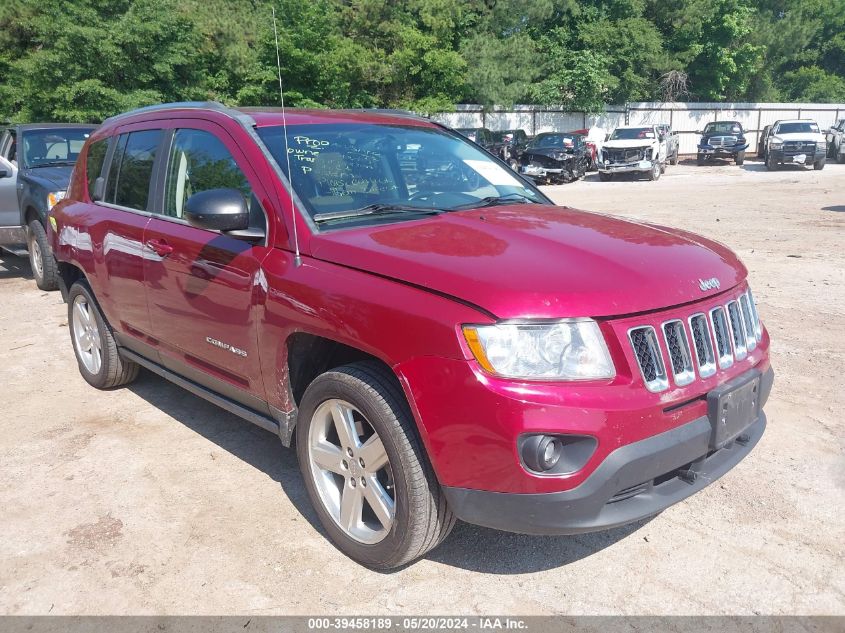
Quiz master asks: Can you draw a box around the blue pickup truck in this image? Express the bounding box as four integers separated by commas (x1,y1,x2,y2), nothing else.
0,123,97,289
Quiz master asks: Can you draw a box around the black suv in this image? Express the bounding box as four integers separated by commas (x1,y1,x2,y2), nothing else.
0,124,97,289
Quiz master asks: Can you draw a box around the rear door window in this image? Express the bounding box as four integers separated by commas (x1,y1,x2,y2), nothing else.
85,139,109,198
105,130,162,211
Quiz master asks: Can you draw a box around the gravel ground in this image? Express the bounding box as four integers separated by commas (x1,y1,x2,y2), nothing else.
0,159,843,615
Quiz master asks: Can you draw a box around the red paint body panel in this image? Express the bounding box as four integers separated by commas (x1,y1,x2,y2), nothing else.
49,104,771,500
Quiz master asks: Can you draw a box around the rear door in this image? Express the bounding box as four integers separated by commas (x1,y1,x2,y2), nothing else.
142,120,271,411
0,129,20,228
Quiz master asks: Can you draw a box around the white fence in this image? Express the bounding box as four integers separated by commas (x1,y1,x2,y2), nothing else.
431,102,845,155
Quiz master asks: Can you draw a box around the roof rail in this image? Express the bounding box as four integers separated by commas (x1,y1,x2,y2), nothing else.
334,108,431,121
101,101,245,126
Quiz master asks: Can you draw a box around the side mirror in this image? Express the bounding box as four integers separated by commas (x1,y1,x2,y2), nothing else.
184,188,250,232
695,130,702,135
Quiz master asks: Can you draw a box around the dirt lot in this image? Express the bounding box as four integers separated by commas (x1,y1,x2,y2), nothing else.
0,159,843,615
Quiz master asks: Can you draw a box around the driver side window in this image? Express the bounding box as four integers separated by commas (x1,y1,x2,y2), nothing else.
163,129,265,230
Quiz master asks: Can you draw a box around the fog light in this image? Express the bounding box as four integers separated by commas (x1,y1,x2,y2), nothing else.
518,433,598,476
522,435,562,472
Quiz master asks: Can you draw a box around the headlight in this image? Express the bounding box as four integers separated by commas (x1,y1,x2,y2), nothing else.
462,320,615,380
48,191,66,208
770,141,782,149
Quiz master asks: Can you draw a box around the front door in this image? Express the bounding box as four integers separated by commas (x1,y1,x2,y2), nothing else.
0,130,20,229
142,122,271,411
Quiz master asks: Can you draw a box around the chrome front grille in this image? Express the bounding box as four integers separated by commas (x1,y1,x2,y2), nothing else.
628,326,668,392
628,290,762,392
783,141,816,155
710,135,737,148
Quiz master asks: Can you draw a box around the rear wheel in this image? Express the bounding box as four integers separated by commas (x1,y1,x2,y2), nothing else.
27,220,58,291
735,150,745,165
296,362,454,569
670,149,679,165
68,281,139,389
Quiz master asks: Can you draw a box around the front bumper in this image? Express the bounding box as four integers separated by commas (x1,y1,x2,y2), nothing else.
598,160,654,174
698,144,748,156
769,148,826,164
442,367,772,535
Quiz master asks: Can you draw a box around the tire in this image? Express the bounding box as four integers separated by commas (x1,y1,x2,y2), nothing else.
67,281,139,389
598,172,612,182
766,154,778,171
837,146,845,164
508,159,519,171
648,161,661,181
735,150,745,166
296,361,454,569
814,158,825,170
670,149,679,165
27,220,58,291
696,153,706,166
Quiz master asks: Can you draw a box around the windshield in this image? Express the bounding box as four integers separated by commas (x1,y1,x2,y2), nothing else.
22,128,93,168
610,128,655,140
774,122,820,135
256,123,545,227
704,122,743,135
527,134,581,149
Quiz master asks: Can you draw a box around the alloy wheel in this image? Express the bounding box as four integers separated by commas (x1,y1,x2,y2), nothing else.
71,294,103,375
307,398,395,544
28,231,43,280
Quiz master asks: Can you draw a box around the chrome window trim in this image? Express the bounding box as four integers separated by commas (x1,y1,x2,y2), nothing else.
709,306,735,369
627,326,669,393
661,319,695,387
688,312,717,379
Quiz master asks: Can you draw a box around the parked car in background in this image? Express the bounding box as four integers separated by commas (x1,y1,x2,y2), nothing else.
696,121,749,165
489,129,529,169
569,129,598,170
656,123,680,166
519,132,590,184
598,125,668,181
764,119,826,171
49,101,773,569
758,125,772,158
455,127,495,151
825,118,845,163
0,123,97,289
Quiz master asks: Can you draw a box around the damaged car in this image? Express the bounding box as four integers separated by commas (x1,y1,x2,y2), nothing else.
696,121,749,165
598,125,667,182
519,132,590,184
489,129,529,169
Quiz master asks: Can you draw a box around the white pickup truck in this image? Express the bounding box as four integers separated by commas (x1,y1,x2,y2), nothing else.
764,119,827,171
598,124,670,181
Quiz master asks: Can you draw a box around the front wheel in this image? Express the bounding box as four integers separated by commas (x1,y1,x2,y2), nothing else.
766,154,778,171
296,362,454,569
814,157,825,170
508,158,519,171
837,146,845,164
735,150,745,165
697,153,706,166
648,162,661,181
670,149,679,165
27,220,58,291
68,281,139,389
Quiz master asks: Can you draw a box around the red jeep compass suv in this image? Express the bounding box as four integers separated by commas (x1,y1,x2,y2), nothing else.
50,102,773,569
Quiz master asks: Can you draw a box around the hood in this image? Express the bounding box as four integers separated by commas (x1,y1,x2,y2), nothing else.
524,147,578,159
603,139,656,149
23,165,74,190
771,132,826,143
310,205,746,319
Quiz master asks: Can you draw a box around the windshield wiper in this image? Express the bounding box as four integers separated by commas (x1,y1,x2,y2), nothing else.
450,192,539,211
313,203,444,224
32,160,76,167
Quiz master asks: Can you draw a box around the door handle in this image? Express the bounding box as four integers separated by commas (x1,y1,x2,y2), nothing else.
146,238,173,257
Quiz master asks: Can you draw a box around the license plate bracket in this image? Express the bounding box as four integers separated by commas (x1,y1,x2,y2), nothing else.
707,370,761,449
